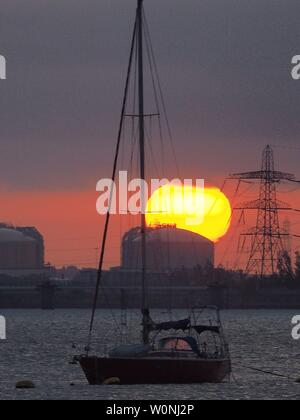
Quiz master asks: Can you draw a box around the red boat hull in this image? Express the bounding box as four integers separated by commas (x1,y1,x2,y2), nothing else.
80,356,231,385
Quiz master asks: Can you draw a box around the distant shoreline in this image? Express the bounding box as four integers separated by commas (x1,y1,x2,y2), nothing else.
0,285,300,310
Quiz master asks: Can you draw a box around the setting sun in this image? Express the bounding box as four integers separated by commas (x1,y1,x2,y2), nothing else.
146,184,232,242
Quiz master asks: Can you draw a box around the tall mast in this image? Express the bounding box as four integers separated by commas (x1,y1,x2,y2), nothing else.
86,9,138,350
137,0,149,345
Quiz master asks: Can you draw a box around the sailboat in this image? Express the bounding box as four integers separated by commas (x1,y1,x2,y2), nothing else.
77,0,231,385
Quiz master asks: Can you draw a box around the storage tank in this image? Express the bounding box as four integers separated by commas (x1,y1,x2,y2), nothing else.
16,227,44,267
0,227,43,269
122,226,214,272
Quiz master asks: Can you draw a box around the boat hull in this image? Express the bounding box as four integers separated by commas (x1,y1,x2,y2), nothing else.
80,356,231,385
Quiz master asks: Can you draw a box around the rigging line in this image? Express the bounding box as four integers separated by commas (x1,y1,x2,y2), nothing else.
235,363,297,381
150,115,152,140
143,10,181,179
87,17,138,350
143,21,161,119
132,28,138,139
128,33,139,180
143,20,165,174
119,115,127,252
102,127,130,338
129,123,140,177
144,123,160,179
157,115,166,175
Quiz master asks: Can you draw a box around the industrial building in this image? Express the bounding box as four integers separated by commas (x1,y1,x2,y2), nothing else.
121,225,214,273
0,224,45,276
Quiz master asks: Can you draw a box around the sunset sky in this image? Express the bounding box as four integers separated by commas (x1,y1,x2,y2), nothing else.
1,0,300,269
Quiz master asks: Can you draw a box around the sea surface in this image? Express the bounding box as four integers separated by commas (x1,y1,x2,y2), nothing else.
0,309,299,400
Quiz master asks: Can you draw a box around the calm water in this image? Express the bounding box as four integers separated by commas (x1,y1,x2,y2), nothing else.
0,309,299,400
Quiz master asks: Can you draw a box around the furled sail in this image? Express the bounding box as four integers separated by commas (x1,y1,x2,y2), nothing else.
153,319,220,334
154,319,191,331
193,326,220,335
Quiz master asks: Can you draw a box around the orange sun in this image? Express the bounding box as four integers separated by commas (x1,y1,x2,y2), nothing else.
146,184,232,242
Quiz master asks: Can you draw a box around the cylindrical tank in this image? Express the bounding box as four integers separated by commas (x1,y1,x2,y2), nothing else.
0,228,41,269
122,226,214,272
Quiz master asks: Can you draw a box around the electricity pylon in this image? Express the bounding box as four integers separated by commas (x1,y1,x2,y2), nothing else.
229,145,299,278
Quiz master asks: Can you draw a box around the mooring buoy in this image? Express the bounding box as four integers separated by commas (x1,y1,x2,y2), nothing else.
16,380,36,389
103,377,121,385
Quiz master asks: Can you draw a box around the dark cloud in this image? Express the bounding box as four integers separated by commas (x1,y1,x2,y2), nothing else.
0,0,300,191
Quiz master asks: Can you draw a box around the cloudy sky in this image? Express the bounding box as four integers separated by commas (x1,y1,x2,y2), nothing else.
1,0,300,267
